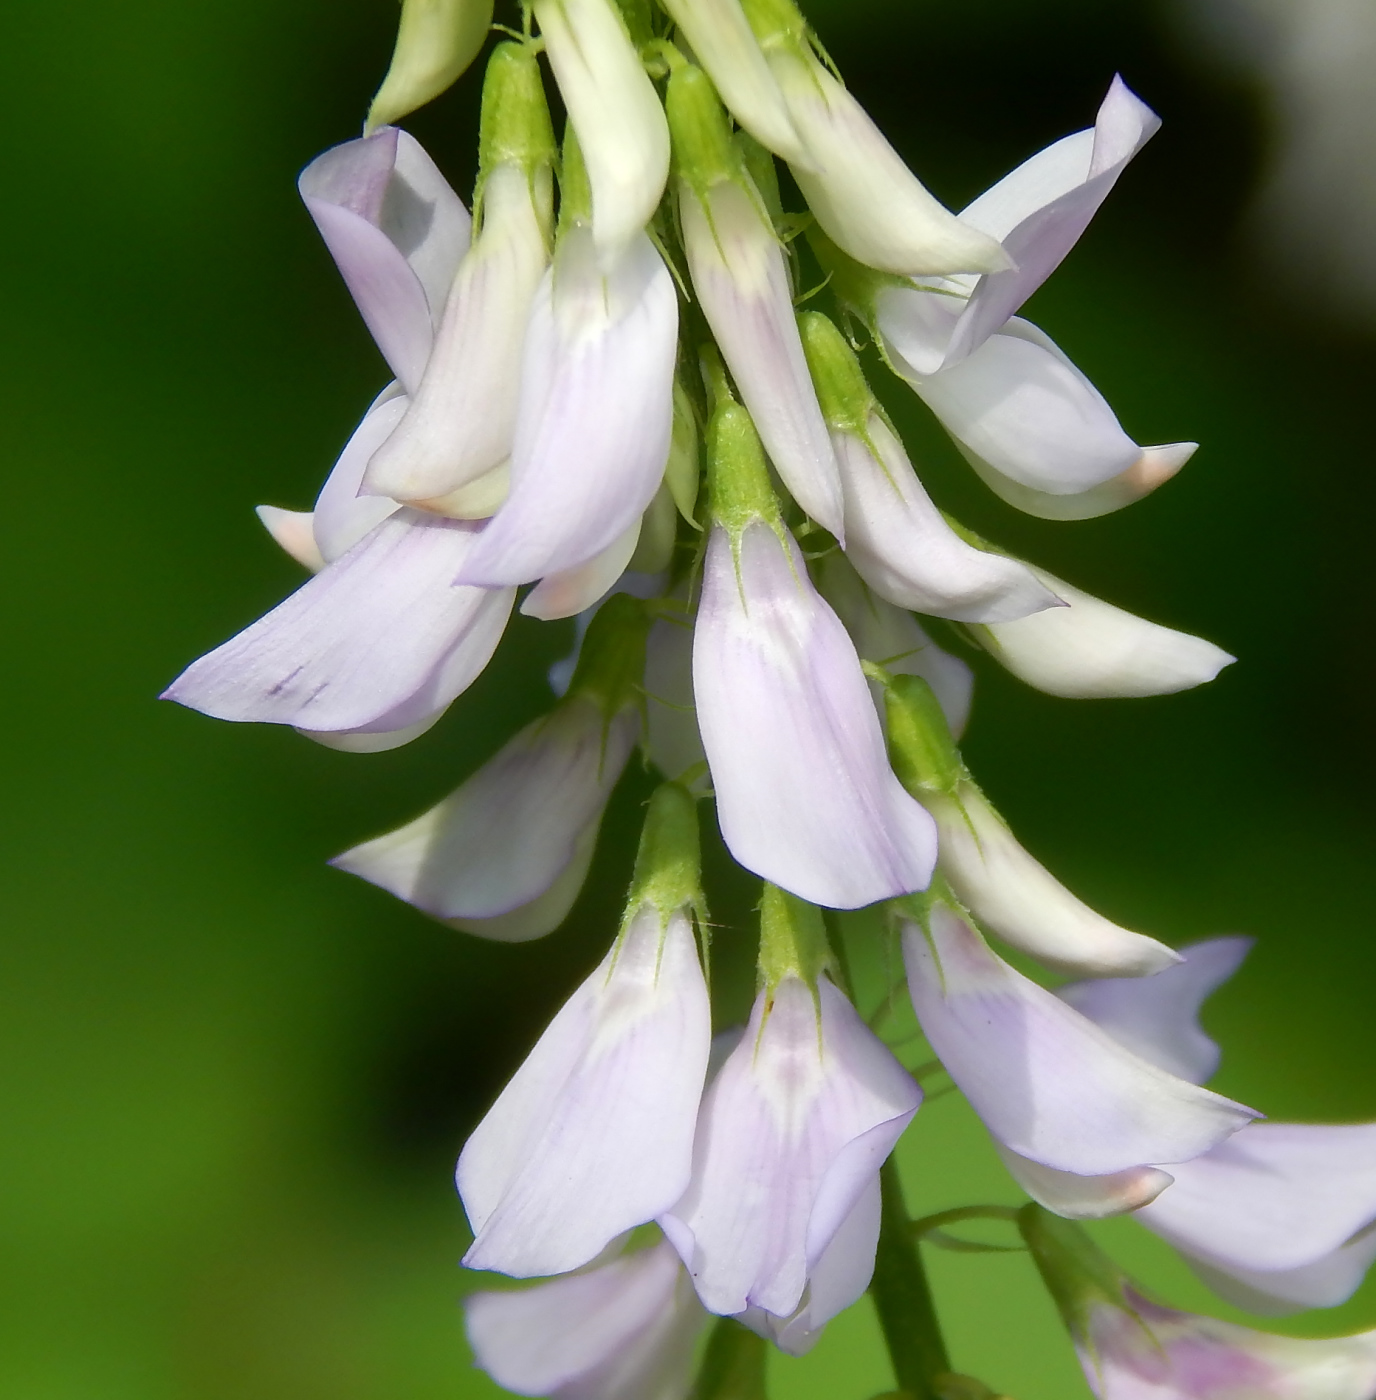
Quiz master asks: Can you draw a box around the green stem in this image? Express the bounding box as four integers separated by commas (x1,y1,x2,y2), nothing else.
909,1205,1020,1237
871,1159,950,1400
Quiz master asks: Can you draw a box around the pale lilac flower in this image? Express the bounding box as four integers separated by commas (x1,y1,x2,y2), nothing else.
255,505,323,573
331,694,638,938
975,565,1236,699
465,1239,707,1400
661,972,920,1321
298,126,471,394
693,517,937,909
459,903,710,1275
163,509,514,740
520,518,645,621
534,0,670,262
456,225,677,586
310,384,408,562
901,904,1255,1180
363,64,555,504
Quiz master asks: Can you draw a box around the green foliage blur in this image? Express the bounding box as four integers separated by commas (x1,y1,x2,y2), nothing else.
2,0,1374,1396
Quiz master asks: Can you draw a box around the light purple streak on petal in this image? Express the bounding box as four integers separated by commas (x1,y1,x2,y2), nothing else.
735,1177,881,1357
1187,1231,1376,1317
364,162,552,503
521,518,642,621
692,523,938,909
1137,1122,1376,1275
927,785,1178,977
460,906,711,1277
978,565,1235,700
814,552,974,738
661,976,919,1319
163,509,514,733
1058,936,1255,1085
960,439,1197,521
1084,1290,1376,1400
902,908,1256,1175
645,606,709,790
333,699,635,919
466,1240,707,1400
312,383,406,563
993,1138,1173,1220
909,321,1142,495
834,417,1060,621
457,229,677,585
299,128,470,391
945,78,1159,366
255,505,324,573
681,179,844,535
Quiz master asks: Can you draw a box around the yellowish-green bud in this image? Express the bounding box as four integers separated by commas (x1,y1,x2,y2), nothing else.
566,593,651,714
366,0,495,134
797,310,877,436
666,63,743,196
706,397,783,539
478,42,557,178
881,672,967,798
666,378,702,526
758,884,832,991
623,781,705,928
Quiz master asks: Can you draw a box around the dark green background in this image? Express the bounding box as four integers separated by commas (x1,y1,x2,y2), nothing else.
3,0,1374,1395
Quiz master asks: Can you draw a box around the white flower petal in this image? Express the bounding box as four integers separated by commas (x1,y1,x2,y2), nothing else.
163,510,513,733
466,1240,706,1400
536,0,670,260
1057,936,1255,1085
299,127,470,391
833,416,1060,621
977,566,1235,699
255,505,324,573
312,383,407,564
457,229,677,585
994,1139,1174,1220
1187,1233,1376,1317
902,908,1256,1176
365,162,553,502
771,50,1009,278
692,523,938,909
680,179,843,535
926,784,1179,977
460,906,712,1277
661,976,920,1318
297,709,445,753
521,518,643,621
331,698,637,919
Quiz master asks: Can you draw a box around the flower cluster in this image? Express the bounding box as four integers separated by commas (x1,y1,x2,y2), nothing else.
164,0,1376,1395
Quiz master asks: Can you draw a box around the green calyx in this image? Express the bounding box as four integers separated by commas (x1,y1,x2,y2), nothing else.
666,63,743,197
798,310,877,437
623,781,705,929
478,42,557,179
806,225,909,324
704,371,783,539
557,124,594,233
1018,1204,1131,1336
739,0,808,49
877,672,968,799
566,593,651,715
757,884,832,993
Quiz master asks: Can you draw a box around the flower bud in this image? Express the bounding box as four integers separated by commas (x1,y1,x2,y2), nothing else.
366,0,495,133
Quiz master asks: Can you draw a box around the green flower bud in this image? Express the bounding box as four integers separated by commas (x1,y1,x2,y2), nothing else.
706,395,784,539
880,672,968,798
478,41,557,178
367,0,495,134
797,310,877,436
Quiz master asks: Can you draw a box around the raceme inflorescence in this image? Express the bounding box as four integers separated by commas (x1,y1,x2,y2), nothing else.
164,0,1376,1396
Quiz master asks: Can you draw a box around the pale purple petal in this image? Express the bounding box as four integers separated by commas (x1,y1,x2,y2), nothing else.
332,699,637,920
926,785,1179,977
460,906,711,1277
364,162,552,502
945,78,1159,365
814,552,974,738
692,522,938,909
681,179,843,535
163,509,514,733
457,229,677,585
466,1240,706,1400
1137,1122,1376,1275
299,127,470,391
661,976,920,1318
255,505,323,573
1058,936,1255,1085
901,907,1256,1175
298,708,446,755
977,565,1235,700
833,416,1060,621
521,518,642,621
312,383,406,563
1188,1233,1376,1317
994,1139,1174,1220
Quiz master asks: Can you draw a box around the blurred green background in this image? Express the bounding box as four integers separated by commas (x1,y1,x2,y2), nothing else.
3,0,1375,1395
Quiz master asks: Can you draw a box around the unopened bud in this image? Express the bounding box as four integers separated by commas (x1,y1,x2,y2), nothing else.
881,672,967,798
798,310,877,437
366,0,495,134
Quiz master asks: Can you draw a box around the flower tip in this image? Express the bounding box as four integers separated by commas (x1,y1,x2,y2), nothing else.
255,504,325,573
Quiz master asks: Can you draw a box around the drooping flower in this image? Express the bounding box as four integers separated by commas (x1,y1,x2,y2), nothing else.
661,889,922,1324
458,783,712,1277
465,1238,708,1400
331,594,649,939
1022,1204,1376,1400
691,394,937,909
